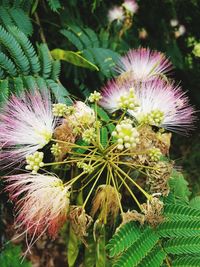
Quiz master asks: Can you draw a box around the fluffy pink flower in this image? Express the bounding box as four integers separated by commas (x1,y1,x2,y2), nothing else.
123,0,138,14
5,173,70,246
115,48,172,82
0,91,55,167
100,79,196,134
99,80,132,113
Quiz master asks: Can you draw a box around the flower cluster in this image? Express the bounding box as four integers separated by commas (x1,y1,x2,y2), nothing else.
112,119,140,150
0,47,196,253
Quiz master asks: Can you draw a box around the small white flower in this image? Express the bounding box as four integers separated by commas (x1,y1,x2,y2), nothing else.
108,6,124,23
170,19,179,27
122,0,138,14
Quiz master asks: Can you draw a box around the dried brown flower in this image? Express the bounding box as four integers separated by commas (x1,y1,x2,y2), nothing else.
121,210,145,226
53,120,75,160
91,185,121,224
141,197,164,226
68,206,93,244
146,161,173,196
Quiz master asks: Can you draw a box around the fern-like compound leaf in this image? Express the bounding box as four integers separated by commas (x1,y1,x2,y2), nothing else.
137,245,166,267
51,59,61,81
8,26,40,74
106,221,141,257
113,227,159,267
164,204,200,220
8,8,33,36
157,220,200,237
0,25,30,74
0,51,17,76
173,255,200,266
0,79,9,104
164,236,200,255
39,43,53,79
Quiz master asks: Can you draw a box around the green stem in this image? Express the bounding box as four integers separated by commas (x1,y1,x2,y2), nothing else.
110,162,151,200
107,164,124,214
82,162,107,209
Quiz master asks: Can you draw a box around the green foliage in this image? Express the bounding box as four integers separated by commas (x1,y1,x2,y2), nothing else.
60,25,120,77
173,256,200,266
74,139,89,154
190,196,200,210
169,170,191,203
100,127,108,149
51,49,99,71
67,225,80,267
46,0,61,12
112,228,160,267
0,244,32,267
0,24,70,104
106,221,141,257
107,201,200,266
0,6,33,35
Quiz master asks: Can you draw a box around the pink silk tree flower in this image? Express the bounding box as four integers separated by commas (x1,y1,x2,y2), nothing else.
115,48,172,82
0,91,55,167
100,79,196,134
99,80,137,113
5,173,70,247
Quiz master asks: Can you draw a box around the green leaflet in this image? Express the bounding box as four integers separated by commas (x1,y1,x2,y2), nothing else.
67,225,80,267
157,220,200,238
164,236,200,254
106,221,141,257
39,43,53,78
137,245,166,267
51,49,99,71
173,255,200,266
46,0,61,12
92,105,110,122
0,79,8,105
113,228,159,267
100,127,108,149
190,196,200,210
74,139,89,154
169,170,191,202
163,204,200,220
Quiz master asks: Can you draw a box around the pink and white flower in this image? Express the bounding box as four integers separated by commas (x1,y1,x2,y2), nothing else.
5,173,70,246
115,48,172,82
108,6,124,23
122,0,138,14
99,80,132,113
0,91,55,167
100,79,196,134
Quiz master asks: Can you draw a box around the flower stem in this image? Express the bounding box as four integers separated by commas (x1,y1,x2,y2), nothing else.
115,169,142,210
110,162,151,200
107,164,124,214
82,162,107,209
